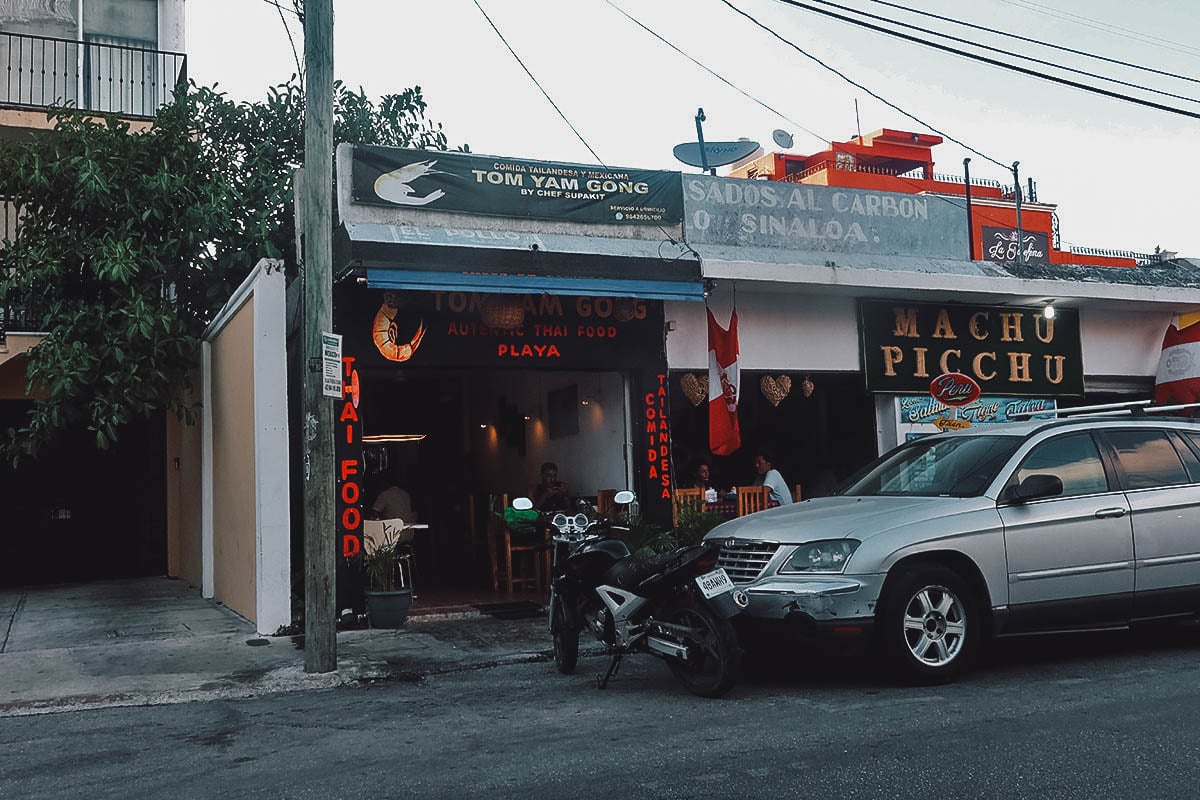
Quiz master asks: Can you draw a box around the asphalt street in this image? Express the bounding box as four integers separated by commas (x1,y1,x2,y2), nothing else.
3,623,1199,800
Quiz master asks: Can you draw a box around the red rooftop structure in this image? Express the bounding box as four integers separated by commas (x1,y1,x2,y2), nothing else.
728,128,1153,268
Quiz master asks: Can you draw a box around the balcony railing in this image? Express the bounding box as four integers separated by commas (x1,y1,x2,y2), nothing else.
0,32,186,119
786,160,1002,188
897,167,1001,188
1068,245,1164,266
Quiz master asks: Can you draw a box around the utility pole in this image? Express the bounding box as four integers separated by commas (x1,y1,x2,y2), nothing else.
1011,161,1023,265
302,0,336,673
694,108,715,176
962,158,974,260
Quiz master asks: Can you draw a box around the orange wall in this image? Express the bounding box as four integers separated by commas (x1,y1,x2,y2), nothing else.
210,299,258,623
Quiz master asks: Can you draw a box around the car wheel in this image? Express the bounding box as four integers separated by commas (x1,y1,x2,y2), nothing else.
881,564,979,685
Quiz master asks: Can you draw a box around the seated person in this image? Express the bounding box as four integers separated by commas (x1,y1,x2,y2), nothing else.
531,461,571,512
753,449,794,506
370,470,417,524
689,459,713,490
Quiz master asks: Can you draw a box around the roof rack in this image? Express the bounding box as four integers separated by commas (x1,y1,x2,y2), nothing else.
1009,399,1200,420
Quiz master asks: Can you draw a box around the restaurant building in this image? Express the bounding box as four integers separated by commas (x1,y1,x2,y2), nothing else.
321,135,1200,607
327,144,703,604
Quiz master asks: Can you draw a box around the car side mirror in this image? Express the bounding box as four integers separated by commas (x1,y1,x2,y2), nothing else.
1004,474,1064,504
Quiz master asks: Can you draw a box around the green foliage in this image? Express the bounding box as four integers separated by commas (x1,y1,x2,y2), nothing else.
616,501,723,558
672,501,725,547
362,526,408,592
0,78,463,461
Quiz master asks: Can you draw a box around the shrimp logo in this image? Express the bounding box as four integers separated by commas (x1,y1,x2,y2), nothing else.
372,296,427,363
373,159,447,206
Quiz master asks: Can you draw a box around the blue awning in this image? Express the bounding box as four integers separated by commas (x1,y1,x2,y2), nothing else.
365,268,703,301
337,222,704,302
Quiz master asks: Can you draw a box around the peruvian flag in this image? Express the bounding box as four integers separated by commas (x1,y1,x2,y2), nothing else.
1155,313,1200,405
708,307,741,455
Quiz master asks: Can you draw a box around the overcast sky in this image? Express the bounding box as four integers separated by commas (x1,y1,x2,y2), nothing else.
187,0,1200,257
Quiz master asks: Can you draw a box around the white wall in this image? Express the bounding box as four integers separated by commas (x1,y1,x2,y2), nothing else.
160,0,185,52
467,370,631,500
667,293,1171,382
1080,307,1167,380
665,292,862,372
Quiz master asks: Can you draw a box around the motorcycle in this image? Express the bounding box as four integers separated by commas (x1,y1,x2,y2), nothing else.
511,493,749,698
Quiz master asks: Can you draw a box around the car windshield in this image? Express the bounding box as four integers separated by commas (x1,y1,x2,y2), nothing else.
841,434,1023,498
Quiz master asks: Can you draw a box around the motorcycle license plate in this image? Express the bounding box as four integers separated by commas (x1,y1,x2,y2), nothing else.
695,568,734,599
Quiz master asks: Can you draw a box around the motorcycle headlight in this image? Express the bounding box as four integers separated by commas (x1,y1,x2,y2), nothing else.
781,539,860,573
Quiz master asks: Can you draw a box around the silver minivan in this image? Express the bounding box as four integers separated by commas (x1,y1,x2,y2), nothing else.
706,413,1200,683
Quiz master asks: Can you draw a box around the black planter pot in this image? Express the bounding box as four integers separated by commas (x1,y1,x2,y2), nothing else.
364,588,412,628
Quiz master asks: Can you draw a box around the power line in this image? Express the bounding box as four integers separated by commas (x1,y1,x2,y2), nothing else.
469,0,605,165
865,0,1200,87
601,0,829,149
260,0,301,19
804,0,1200,104
600,0,992,216
470,0,699,256
997,0,1200,61
718,0,1010,170
767,0,1200,121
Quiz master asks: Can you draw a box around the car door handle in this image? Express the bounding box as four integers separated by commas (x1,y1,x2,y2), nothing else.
1095,507,1127,519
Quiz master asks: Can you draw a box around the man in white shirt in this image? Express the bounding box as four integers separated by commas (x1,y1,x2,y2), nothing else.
753,450,794,506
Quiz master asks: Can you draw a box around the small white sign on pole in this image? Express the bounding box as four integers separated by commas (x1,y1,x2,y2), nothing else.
321,332,343,399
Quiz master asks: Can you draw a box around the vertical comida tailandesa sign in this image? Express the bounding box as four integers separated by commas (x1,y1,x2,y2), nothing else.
858,300,1083,396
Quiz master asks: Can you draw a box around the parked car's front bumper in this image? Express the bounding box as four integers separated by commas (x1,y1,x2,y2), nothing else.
732,573,886,648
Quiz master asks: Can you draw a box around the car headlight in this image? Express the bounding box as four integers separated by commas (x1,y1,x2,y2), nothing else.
781,539,860,573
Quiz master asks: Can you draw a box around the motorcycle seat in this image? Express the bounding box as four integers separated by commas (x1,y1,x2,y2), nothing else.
603,549,679,590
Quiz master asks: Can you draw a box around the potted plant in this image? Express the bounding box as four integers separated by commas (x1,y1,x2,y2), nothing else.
362,521,413,628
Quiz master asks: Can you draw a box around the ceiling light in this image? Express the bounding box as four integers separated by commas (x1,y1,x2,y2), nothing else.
361,434,427,443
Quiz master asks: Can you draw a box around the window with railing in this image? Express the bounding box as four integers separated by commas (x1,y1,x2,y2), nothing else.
0,31,184,118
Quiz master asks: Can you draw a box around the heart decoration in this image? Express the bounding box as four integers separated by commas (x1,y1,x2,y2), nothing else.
680,372,708,406
760,375,792,407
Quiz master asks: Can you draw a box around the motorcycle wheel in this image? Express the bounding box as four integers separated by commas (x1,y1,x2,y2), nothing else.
551,598,579,675
664,602,742,698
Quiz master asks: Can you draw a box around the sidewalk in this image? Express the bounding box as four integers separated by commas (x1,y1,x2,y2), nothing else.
0,578,581,717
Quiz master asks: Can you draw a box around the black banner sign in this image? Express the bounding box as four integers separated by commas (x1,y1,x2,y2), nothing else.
337,288,666,372
982,226,1050,266
351,146,683,225
859,300,1083,396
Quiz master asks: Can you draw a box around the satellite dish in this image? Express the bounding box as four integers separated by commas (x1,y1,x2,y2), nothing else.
772,129,794,149
673,140,761,169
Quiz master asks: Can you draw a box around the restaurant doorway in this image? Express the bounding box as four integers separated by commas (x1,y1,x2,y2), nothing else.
354,367,634,603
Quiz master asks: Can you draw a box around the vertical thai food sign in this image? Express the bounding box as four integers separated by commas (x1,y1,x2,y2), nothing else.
336,354,364,612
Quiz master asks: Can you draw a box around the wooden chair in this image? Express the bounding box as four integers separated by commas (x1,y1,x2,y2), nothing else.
596,488,618,516
672,487,704,526
735,485,770,517
362,519,415,590
793,483,803,503
486,493,550,594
